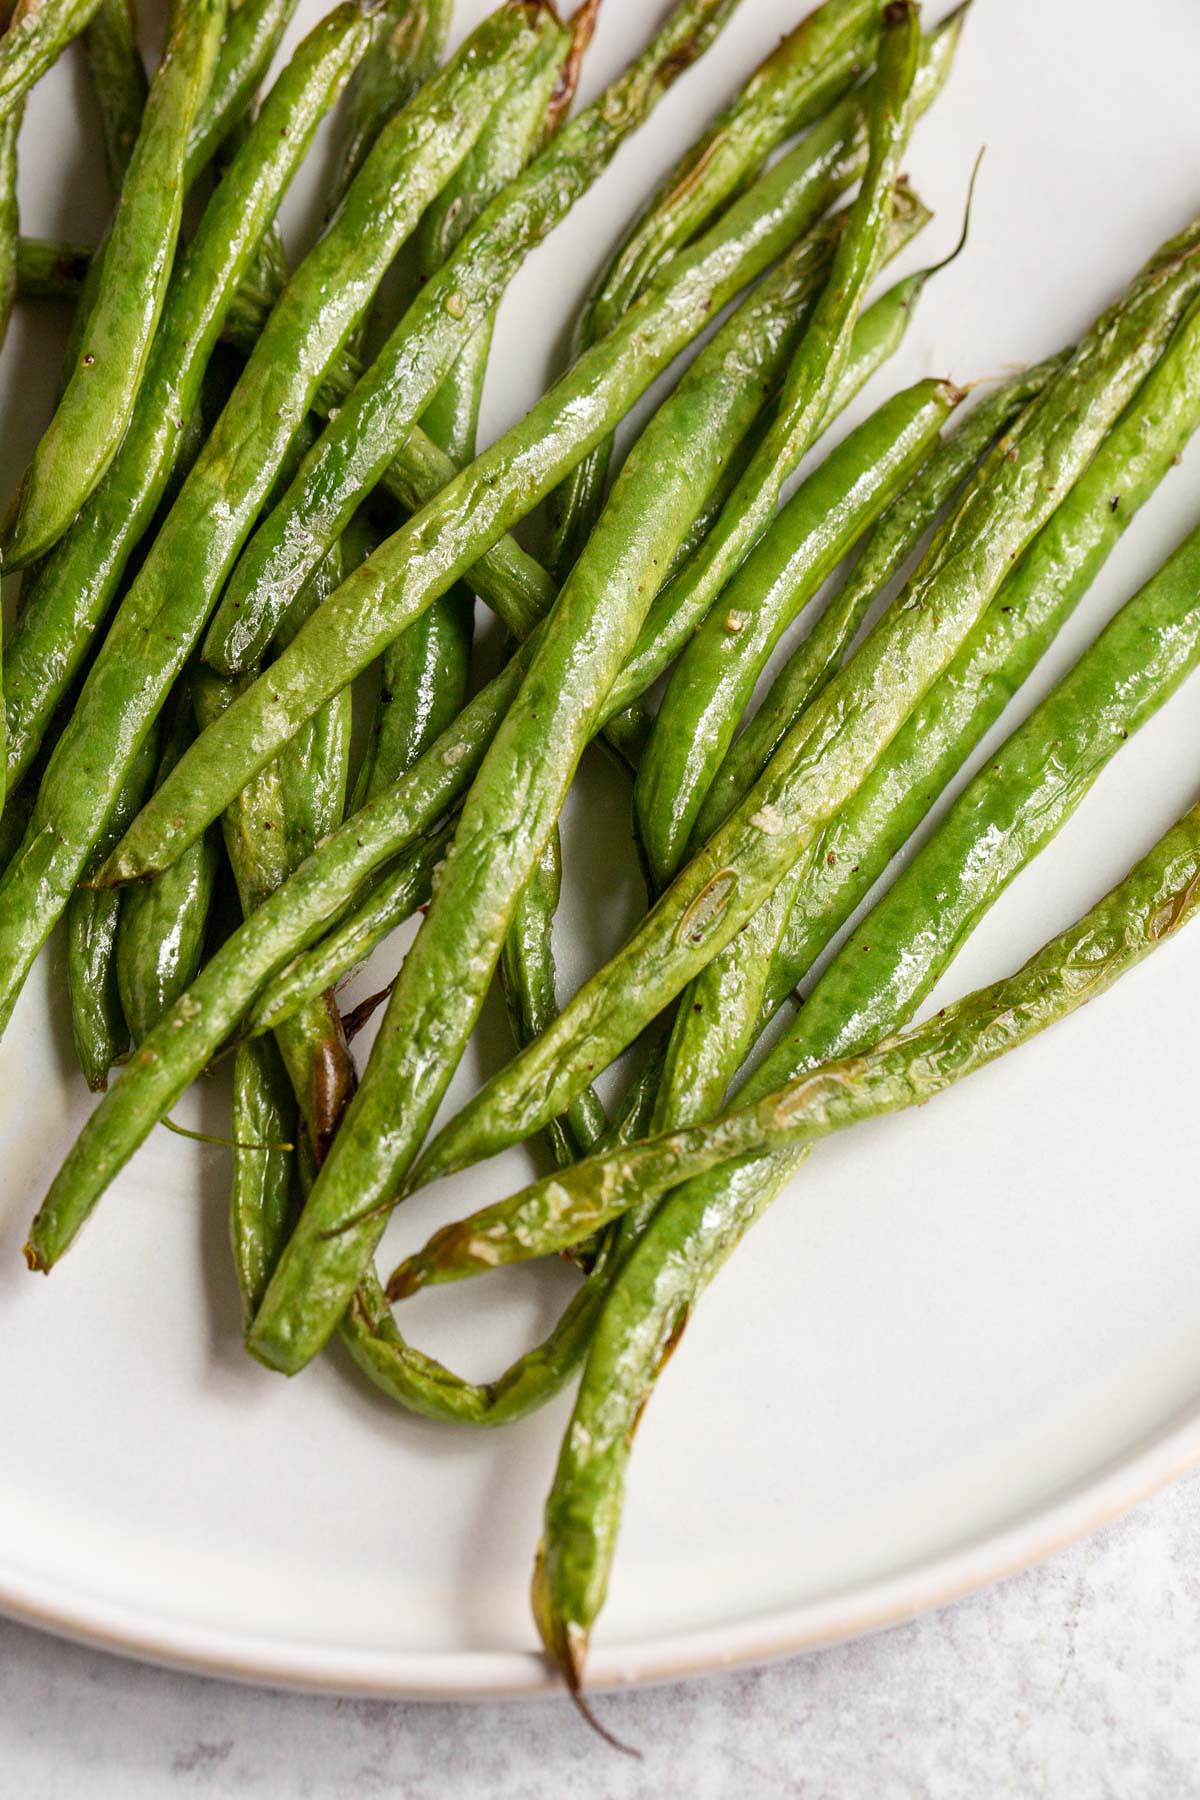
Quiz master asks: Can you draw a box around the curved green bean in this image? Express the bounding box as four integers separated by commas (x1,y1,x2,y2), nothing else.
529,772,1200,1691
413,204,1200,1186
335,1014,659,1427
544,0,884,578
4,0,227,567
636,374,958,883
204,0,743,675
0,4,539,1031
0,0,105,123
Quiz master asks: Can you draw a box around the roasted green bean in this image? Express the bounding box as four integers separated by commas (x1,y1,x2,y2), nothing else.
635,374,959,883
82,0,147,191
0,0,105,123
4,0,227,566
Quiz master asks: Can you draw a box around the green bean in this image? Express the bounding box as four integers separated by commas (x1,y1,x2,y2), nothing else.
204,0,744,675
241,13,923,1378
334,0,453,202
14,235,90,299
0,0,105,122
0,0,23,439
0,5,538,1029
250,821,454,1033
392,504,1200,1287
501,827,609,1166
185,0,302,184
66,725,160,1091
0,82,18,360
116,688,221,1045
629,1,922,890
3,4,372,796
413,204,1200,1186
693,355,1067,844
230,1034,298,1325
336,1259,615,1426
362,24,576,802
544,0,885,578
331,0,454,373
195,615,357,1170
336,1018,656,1427
3,0,227,568
636,374,959,885
201,522,357,1294
275,544,352,869
443,26,600,1152
102,4,964,890
67,887,129,1092
598,238,925,734
82,0,147,191
528,770,1200,1697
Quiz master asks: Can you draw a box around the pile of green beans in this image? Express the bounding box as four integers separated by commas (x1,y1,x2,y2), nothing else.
11,0,1200,1723
414,202,1200,1187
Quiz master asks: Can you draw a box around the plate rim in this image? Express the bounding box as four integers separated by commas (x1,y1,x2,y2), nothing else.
3,1402,1198,1699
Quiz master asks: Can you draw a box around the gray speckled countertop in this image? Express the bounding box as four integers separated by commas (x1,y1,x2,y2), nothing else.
5,1470,1200,1798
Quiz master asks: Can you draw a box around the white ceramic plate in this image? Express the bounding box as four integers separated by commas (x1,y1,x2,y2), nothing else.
3,0,1200,1700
